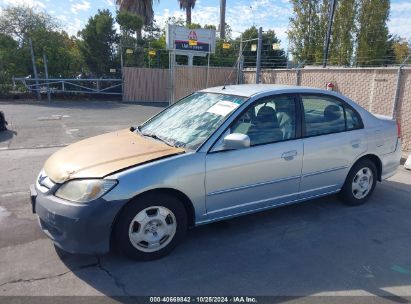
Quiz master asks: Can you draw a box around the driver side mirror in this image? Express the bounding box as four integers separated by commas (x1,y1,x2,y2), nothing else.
223,133,250,150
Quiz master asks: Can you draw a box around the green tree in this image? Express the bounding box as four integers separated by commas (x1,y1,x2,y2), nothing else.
241,26,287,68
116,11,144,67
328,0,356,65
0,6,58,80
116,10,143,39
0,6,83,84
178,0,196,25
288,0,320,65
207,38,237,67
385,35,410,65
144,32,168,68
166,16,186,27
0,34,20,91
78,9,118,76
144,21,162,40
355,0,390,66
188,22,202,29
116,0,158,39
314,0,330,63
392,38,410,63
32,30,84,77
0,6,57,40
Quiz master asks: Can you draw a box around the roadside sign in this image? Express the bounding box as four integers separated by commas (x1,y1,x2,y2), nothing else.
148,50,156,56
272,43,281,50
166,25,216,53
126,49,133,54
110,68,116,73
251,44,257,51
222,43,231,49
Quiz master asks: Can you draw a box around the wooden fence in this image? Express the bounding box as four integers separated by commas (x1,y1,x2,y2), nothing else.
123,67,169,102
173,66,237,101
123,66,237,103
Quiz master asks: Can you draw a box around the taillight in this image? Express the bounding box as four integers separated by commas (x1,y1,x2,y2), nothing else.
397,120,401,138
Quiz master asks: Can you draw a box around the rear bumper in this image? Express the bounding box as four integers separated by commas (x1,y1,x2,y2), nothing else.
30,184,127,254
381,138,402,180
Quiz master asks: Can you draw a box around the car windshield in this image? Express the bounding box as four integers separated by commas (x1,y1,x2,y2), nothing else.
139,92,247,150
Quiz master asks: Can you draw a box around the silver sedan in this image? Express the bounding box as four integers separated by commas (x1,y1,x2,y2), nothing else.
30,84,402,260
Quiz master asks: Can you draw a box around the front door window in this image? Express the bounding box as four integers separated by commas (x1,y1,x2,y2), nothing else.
230,95,297,146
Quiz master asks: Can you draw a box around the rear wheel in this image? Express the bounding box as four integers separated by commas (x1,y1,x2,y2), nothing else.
339,159,377,206
114,193,187,260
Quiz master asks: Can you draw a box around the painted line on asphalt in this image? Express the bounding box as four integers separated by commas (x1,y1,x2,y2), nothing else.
0,144,69,152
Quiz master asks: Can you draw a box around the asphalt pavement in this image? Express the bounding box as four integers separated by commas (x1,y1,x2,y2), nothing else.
1,100,411,302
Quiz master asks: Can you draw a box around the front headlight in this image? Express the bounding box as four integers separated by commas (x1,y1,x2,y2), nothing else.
54,179,118,203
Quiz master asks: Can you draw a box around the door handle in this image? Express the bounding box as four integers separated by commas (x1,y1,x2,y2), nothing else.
351,139,361,148
281,150,297,160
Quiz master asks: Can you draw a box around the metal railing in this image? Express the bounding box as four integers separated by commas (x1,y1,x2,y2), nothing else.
13,78,123,96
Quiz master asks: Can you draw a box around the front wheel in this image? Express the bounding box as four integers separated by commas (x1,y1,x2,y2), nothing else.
339,159,377,206
114,193,187,260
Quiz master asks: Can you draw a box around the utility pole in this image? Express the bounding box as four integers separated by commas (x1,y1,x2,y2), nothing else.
237,35,243,84
148,42,151,69
120,44,124,101
323,0,337,68
29,38,41,101
392,53,411,118
43,53,51,102
256,27,262,84
220,0,226,39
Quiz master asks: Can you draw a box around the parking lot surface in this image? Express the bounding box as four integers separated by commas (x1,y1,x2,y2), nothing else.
1,100,411,301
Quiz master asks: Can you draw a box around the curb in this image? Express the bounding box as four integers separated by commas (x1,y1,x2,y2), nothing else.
401,152,410,166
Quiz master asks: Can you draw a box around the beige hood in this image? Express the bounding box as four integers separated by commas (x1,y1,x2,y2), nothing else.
44,129,184,183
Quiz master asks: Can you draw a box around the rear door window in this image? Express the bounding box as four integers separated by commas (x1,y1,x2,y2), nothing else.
302,95,346,137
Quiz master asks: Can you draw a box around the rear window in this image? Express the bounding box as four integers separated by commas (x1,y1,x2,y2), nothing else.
345,107,362,130
301,95,362,137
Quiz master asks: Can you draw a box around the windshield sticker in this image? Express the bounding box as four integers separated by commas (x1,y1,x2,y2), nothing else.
207,100,239,116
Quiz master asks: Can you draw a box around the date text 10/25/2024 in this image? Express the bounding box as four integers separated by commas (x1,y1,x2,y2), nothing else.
149,297,257,303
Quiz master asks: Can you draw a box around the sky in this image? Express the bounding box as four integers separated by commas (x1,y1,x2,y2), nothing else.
0,0,410,51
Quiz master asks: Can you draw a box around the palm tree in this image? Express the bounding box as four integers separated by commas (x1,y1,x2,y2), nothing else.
116,0,157,30
178,0,196,25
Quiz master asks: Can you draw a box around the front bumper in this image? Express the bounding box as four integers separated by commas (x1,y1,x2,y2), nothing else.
30,183,127,254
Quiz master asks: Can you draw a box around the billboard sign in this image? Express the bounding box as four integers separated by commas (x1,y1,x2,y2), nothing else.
166,25,216,53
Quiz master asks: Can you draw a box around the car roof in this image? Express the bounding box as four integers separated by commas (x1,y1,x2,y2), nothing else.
200,83,371,122
201,84,333,98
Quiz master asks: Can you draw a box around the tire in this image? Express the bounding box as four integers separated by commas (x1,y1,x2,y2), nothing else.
339,159,377,206
114,192,187,261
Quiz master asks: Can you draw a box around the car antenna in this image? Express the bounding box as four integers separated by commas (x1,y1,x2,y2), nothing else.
221,39,250,90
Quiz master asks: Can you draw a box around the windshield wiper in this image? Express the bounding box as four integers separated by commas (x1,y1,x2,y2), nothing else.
141,132,175,147
129,125,142,133
173,141,187,148
130,125,143,132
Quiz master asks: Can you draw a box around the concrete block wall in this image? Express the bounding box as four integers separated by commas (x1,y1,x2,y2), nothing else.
244,67,411,151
